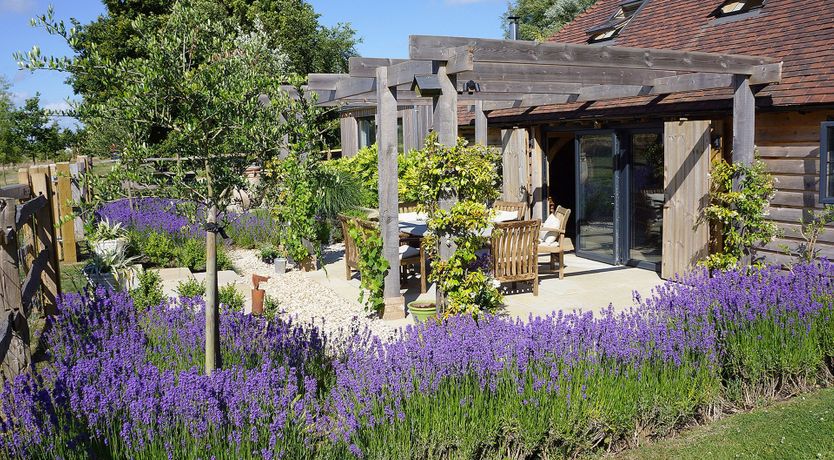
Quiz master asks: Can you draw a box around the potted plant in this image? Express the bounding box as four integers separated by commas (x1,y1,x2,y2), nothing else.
259,244,287,274
88,218,129,258
408,300,438,323
86,250,141,291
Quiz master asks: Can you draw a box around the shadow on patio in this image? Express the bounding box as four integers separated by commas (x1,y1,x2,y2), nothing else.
308,245,664,324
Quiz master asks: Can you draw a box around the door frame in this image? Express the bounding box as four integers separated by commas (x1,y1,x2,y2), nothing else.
622,128,664,272
574,129,624,265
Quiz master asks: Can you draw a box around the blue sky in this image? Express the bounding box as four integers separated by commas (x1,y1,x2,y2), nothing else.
0,0,508,128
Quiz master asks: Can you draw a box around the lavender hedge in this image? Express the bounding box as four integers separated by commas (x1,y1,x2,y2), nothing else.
1,262,833,458
96,198,279,249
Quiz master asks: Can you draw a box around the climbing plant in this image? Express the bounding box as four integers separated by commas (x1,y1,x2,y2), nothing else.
702,157,779,270
412,133,504,317
347,219,388,315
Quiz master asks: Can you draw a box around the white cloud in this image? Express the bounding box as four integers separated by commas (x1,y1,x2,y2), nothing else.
43,100,72,113
0,0,36,13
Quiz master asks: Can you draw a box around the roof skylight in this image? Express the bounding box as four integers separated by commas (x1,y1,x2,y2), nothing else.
711,0,765,18
586,0,645,44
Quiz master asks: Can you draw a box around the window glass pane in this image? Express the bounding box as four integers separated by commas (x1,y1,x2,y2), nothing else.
630,133,664,265
828,126,834,199
357,117,376,149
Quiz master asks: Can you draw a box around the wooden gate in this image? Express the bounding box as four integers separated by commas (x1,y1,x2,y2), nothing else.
0,175,61,385
662,120,711,279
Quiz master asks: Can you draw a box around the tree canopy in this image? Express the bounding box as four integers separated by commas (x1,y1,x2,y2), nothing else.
67,0,358,108
503,0,597,41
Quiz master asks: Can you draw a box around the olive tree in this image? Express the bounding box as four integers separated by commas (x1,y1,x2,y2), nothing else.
18,0,311,373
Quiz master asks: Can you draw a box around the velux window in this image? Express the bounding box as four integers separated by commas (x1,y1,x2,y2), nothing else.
586,0,644,44
821,122,834,204
711,0,765,18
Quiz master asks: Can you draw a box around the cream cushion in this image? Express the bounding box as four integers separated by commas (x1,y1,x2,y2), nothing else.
540,213,563,243
493,210,519,222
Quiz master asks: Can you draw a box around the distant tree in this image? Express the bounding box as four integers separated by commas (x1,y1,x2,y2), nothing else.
503,0,597,41
0,77,20,180
8,94,71,163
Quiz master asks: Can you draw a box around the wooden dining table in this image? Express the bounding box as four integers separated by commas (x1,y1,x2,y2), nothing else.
397,210,521,238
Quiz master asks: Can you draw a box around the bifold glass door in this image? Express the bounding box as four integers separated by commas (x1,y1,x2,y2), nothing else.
575,132,618,265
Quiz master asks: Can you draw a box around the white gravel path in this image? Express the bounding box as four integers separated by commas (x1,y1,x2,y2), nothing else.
227,248,402,344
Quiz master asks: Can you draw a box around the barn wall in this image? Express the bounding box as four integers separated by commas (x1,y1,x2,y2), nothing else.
756,109,834,265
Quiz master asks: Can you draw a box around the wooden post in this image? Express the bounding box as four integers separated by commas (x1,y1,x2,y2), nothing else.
0,197,29,384
17,169,35,269
433,62,459,309
732,74,755,167
205,204,221,374
56,163,77,263
376,66,406,320
29,166,60,315
474,100,488,146
530,127,544,221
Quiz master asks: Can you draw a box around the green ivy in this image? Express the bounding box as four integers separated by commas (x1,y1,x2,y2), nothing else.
268,153,324,264
413,133,504,317
702,157,779,270
346,219,388,315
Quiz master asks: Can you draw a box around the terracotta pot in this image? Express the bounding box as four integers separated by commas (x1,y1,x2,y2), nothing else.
251,289,265,316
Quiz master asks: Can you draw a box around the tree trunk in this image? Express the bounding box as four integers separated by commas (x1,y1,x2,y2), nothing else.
204,204,220,374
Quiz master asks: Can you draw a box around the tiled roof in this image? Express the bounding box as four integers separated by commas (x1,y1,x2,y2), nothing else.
467,0,834,124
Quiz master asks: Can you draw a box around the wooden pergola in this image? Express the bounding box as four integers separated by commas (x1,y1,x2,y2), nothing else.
304,35,782,319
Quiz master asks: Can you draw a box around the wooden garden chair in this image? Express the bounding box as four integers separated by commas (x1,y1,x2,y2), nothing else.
492,200,527,221
342,217,427,293
538,206,572,280
492,219,541,296
338,215,359,280
398,202,419,213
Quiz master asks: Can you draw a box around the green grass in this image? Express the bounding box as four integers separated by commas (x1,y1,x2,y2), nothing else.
60,262,89,293
618,387,834,460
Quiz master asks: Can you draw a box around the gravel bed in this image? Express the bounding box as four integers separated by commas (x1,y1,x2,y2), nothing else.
227,248,402,344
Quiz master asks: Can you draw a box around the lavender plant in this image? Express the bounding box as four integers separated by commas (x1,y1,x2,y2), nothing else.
2,262,833,458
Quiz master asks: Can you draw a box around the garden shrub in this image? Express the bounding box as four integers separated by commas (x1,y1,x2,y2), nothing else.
130,269,164,312
176,278,206,298
140,230,178,268
219,284,245,311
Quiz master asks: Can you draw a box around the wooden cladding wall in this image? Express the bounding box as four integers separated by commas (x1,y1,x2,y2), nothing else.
755,110,834,266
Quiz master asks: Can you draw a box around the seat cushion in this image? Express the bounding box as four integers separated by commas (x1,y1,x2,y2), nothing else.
540,213,562,242
399,245,420,260
493,210,519,222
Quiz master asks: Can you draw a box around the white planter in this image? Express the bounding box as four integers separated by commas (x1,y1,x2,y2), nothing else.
93,238,128,258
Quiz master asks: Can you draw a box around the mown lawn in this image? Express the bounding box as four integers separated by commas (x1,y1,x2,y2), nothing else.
618,387,834,460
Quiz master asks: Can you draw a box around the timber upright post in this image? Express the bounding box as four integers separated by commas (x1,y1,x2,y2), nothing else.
732,74,756,167
376,66,406,320
433,61,459,310
474,100,488,146
732,74,756,265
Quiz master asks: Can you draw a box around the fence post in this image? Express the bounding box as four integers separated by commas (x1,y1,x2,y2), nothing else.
0,196,30,383
17,168,36,270
29,166,61,315
56,162,77,263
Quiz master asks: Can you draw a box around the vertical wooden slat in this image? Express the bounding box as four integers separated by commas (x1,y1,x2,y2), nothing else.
376,66,405,320
662,120,711,279
530,127,544,221
17,169,35,269
29,166,60,315
474,101,488,146
56,163,77,263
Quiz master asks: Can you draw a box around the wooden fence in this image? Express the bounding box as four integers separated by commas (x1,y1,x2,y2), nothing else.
16,156,92,265
0,176,61,385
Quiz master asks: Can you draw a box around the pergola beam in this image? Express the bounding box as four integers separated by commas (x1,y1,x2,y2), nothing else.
577,84,650,102
458,63,678,86
651,73,734,94
409,35,779,76
463,80,583,95
349,57,406,77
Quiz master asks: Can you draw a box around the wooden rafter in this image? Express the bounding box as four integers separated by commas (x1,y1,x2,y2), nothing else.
409,35,780,78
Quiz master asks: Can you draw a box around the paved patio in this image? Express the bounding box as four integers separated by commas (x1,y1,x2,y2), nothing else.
306,247,664,324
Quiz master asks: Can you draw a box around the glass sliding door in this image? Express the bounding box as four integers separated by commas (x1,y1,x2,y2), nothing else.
628,132,664,270
576,132,618,264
